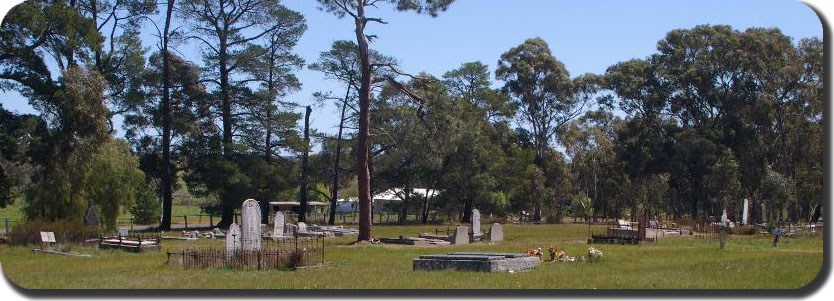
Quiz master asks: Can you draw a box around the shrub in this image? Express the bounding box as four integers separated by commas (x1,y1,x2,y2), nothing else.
543,209,566,224
9,219,100,245
285,248,308,269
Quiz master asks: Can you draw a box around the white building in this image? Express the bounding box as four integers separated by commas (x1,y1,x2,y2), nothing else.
335,188,441,214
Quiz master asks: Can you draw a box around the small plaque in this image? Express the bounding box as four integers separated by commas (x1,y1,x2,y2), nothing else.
40,231,56,243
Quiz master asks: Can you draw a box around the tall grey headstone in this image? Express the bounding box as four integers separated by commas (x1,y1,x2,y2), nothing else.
721,208,728,226
471,209,482,236
453,226,469,245
761,203,767,225
240,199,262,251
273,211,286,237
489,223,503,242
742,199,749,225
226,223,241,253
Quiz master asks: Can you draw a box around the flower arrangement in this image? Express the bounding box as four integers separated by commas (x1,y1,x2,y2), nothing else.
587,246,603,263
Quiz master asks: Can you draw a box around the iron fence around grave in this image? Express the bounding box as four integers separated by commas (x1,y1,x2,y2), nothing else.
166,236,325,270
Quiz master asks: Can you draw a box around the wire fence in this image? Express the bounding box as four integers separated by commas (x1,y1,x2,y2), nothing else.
166,236,325,270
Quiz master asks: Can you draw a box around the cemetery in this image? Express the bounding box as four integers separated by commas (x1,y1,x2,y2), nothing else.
0,0,824,292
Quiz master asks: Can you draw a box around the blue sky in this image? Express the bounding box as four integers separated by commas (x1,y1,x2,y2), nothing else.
0,0,824,137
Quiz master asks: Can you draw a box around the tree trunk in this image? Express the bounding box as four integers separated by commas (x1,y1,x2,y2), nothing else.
354,8,373,242
159,0,175,231
461,200,472,223
216,29,236,227
299,106,312,223
328,89,350,225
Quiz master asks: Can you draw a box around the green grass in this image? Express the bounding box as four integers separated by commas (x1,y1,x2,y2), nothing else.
0,224,823,289
0,202,23,221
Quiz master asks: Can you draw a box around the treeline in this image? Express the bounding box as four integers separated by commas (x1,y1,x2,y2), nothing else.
0,1,822,233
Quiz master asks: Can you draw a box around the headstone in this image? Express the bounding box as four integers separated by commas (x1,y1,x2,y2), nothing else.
261,224,268,236
471,209,482,236
240,199,262,251
285,224,298,236
742,199,749,225
212,228,223,235
273,211,286,237
453,226,469,245
118,227,129,238
721,209,728,226
226,223,241,253
489,223,503,242
83,201,99,226
297,222,307,232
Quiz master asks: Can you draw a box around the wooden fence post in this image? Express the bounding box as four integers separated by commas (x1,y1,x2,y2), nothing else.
184,215,188,229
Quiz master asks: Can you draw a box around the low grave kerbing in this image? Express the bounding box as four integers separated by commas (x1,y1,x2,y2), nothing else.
413,252,539,272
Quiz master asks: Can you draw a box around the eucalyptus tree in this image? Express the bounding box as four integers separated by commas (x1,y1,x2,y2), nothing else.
316,0,456,240
496,38,596,220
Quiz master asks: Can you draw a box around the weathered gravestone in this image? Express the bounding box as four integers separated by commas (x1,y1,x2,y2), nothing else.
471,209,482,237
285,224,298,236
273,211,286,238
489,223,503,242
240,199,262,251
297,222,307,232
84,201,99,226
118,227,129,238
453,226,469,245
226,223,241,252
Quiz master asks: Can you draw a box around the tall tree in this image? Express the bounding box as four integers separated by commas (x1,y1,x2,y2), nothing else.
316,0,456,241
496,37,595,220
180,0,305,227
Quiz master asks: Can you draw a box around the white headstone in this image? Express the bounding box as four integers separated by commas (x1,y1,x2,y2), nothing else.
240,199,262,250
297,222,307,232
273,211,286,237
721,209,728,226
742,199,749,225
226,223,241,253
471,209,482,236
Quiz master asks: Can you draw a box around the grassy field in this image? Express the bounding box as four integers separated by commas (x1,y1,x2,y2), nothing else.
0,224,823,289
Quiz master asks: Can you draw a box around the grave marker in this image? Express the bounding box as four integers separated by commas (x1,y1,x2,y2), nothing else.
226,223,241,253
118,227,129,238
83,201,99,226
742,199,749,225
240,199,262,251
453,226,469,245
40,231,56,243
471,209,482,236
489,223,503,242
273,211,286,238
